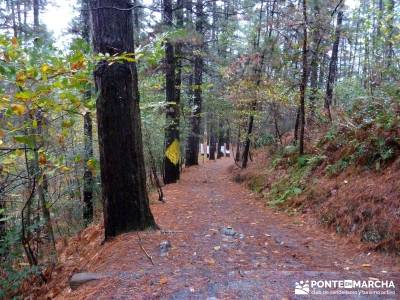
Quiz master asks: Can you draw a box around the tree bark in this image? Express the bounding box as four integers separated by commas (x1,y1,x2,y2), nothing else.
308,0,321,122
33,0,39,32
325,10,343,121
209,120,216,160
83,111,94,225
299,0,308,155
217,119,224,158
10,0,18,38
133,0,140,47
81,0,94,226
235,126,241,163
185,0,203,166
90,0,157,239
225,121,231,157
385,0,395,77
163,0,180,184
241,111,254,168
0,189,5,241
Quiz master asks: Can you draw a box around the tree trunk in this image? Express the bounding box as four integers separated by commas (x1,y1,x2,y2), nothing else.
325,10,343,121
0,191,5,241
16,0,22,37
299,0,308,155
294,105,300,143
209,120,217,160
83,112,94,225
241,112,254,168
385,0,395,77
242,0,272,168
217,120,224,158
133,0,140,47
235,126,241,163
175,0,184,162
90,0,157,239
185,0,203,166
32,113,57,264
81,0,94,226
33,0,39,32
318,54,327,89
23,0,28,40
163,0,180,184
10,0,18,38
308,0,321,122
225,121,231,157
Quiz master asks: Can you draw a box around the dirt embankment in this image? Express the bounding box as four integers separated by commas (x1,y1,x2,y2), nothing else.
233,132,400,255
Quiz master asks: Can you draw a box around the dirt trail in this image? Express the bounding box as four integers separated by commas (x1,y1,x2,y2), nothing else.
55,158,399,299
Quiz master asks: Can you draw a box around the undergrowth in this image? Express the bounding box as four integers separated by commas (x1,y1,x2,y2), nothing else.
0,223,41,299
320,98,400,175
245,97,400,253
247,146,326,207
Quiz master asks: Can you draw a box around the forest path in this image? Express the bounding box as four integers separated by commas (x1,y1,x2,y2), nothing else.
62,158,400,299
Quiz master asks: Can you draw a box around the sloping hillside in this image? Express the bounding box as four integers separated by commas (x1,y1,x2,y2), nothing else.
235,121,400,254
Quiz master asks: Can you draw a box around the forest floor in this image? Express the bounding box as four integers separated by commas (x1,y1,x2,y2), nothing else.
38,158,400,299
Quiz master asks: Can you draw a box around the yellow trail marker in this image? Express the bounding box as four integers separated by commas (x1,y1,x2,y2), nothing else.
165,139,180,166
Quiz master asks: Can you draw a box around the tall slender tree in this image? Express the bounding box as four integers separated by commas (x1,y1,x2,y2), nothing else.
325,9,343,120
308,0,322,122
299,0,308,155
242,0,268,168
90,0,157,239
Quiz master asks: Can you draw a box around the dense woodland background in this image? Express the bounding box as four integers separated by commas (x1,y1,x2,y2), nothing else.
0,0,399,296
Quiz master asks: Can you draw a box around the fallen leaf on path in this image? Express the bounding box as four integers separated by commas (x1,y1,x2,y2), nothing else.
159,276,168,285
204,258,215,265
361,264,371,268
213,246,221,251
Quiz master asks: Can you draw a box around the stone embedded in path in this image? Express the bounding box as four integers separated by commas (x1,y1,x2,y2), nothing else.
69,272,107,290
220,226,244,239
160,240,172,256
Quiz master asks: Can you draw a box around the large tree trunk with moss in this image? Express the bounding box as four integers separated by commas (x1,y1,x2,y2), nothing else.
90,0,157,239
